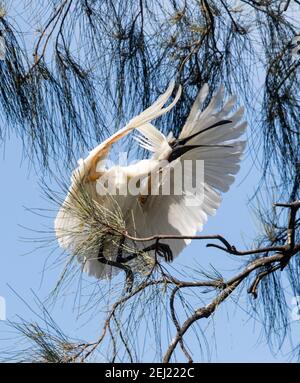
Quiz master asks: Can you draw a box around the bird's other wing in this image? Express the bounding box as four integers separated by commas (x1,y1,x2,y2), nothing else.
73,81,181,183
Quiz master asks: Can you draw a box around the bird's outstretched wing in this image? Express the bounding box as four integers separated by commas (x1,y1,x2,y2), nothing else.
134,85,247,258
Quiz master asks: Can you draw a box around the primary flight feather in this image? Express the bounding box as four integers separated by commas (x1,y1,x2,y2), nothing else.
55,81,247,279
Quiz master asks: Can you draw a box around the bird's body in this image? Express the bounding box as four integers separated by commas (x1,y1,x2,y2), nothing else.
55,82,247,279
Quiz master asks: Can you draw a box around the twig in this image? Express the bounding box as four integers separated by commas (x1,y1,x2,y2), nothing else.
170,286,194,363
247,264,281,299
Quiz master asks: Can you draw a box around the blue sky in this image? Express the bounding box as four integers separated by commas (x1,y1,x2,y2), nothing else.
0,0,300,363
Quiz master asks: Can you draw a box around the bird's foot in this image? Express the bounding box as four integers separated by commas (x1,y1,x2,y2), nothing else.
143,240,173,263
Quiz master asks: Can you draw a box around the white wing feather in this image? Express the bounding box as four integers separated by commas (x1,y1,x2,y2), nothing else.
133,84,246,258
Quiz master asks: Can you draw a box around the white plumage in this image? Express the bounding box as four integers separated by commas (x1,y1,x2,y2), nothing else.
55,81,247,279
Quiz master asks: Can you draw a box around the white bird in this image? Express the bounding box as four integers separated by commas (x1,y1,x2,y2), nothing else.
55,81,247,280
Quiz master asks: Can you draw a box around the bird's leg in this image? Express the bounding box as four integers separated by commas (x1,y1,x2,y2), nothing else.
115,236,142,264
97,239,134,292
116,236,126,263
97,239,106,262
